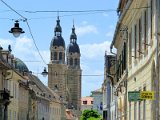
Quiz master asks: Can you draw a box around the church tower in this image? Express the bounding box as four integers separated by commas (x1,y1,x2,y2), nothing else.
48,18,82,118
66,23,82,114
48,16,67,99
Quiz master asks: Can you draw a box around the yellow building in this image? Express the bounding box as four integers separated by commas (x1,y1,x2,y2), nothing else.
111,0,159,119
47,87,63,120
0,49,30,120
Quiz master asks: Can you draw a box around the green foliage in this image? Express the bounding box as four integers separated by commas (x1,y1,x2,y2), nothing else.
80,110,101,120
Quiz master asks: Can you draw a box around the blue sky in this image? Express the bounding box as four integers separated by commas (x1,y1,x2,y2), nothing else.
0,0,119,97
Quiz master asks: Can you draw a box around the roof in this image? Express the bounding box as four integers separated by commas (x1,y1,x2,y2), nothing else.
50,36,65,48
91,88,102,94
110,0,132,49
67,42,80,54
66,109,75,120
15,58,29,72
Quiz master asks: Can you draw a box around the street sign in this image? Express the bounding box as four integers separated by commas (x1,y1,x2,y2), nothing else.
128,91,140,102
140,91,154,100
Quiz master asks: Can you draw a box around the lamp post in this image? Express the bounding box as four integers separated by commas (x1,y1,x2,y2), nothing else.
9,20,25,38
41,67,48,77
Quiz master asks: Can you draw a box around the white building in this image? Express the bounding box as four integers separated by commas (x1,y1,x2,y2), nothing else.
91,88,103,115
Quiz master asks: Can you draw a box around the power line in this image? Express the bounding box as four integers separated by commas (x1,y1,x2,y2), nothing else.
0,6,150,14
0,0,47,65
25,20,47,65
24,10,115,13
28,11,105,20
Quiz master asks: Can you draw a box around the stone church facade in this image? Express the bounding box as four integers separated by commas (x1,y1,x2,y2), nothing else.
48,16,82,117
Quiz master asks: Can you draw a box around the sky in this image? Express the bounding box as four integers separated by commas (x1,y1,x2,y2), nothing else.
0,0,119,97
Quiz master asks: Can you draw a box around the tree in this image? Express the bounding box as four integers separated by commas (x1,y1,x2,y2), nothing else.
80,110,101,120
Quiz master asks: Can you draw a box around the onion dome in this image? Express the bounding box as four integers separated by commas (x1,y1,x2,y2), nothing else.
67,42,80,54
70,25,77,40
15,58,29,72
50,36,65,48
50,16,65,48
67,25,80,54
54,16,62,34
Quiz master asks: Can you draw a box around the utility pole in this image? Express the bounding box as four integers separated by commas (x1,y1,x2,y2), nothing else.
155,0,159,119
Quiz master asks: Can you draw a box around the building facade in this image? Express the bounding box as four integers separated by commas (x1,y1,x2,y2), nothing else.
110,0,160,120
81,97,93,111
0,45,65,120
102,53,116,120
91,88,103,115
48,16,82,118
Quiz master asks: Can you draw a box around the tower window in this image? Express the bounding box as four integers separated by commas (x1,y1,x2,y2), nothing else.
54,71,57,76
54,52,57,60
51,52,53,60
67,58,69,65
75,58,78,65
59,52,62,60
70,58,73,65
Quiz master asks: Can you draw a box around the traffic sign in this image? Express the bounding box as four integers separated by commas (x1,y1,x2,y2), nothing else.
128,91,140,102
140,91,154,100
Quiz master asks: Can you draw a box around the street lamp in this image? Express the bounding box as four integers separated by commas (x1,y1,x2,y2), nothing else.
41,67,48,77
9,20,25,38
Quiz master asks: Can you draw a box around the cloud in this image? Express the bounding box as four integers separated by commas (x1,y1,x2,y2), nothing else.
0,39,13,48
79,41,112,96
80,41,111,59
15,37,33,52
0,37,49,73
106,31,114,37
76,22,98,36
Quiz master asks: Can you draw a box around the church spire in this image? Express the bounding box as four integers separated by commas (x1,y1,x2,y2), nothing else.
70,20,77,43
54,16,62,36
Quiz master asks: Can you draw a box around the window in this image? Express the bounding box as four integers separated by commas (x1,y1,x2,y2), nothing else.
143,86,146,120
150,0,153,40
70,58,73,65
83,101,87,104
123,42,126,70
91,101,93,104
139,18,142,56
51,52,53,60
129,31,132,65
67,58,69,65
134,24,137,59
54,52,57,60
59,52,62,60
134,102,137,120
75,58,78,66
144,10,148,51
129,102,131,120
138,89,141,120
